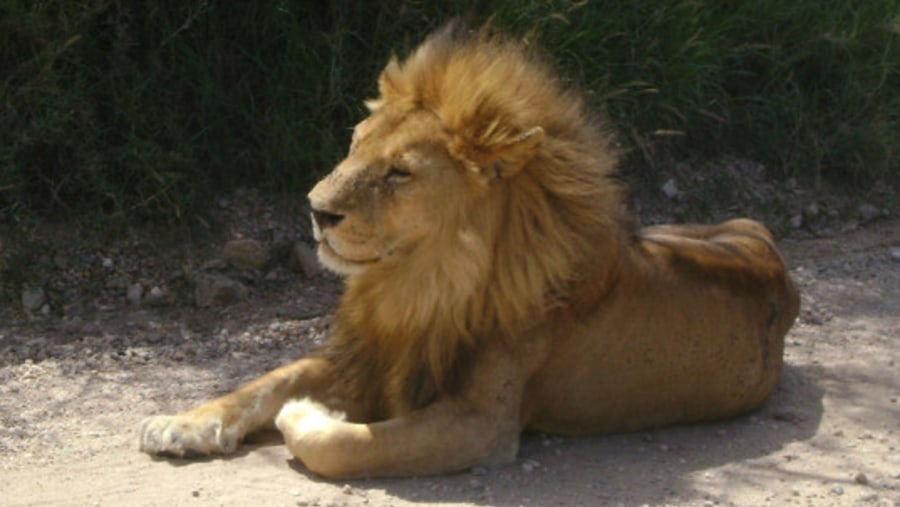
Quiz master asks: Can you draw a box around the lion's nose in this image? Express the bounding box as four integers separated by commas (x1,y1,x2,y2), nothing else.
311,208,345,230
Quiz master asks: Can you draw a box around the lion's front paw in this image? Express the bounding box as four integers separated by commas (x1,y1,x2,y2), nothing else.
275,399,345,453
139,413,241,458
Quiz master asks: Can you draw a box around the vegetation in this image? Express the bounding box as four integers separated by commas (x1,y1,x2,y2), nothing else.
1,1,896,223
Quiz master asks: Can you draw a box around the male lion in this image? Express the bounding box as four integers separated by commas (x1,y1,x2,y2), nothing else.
140,25,800,478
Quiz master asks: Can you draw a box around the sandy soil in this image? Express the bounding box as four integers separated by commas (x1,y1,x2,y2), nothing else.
1,219,897,507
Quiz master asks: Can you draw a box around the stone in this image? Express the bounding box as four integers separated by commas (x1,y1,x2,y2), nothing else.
858,203,880,223
21,287,46,312
194,274,248,307
289,242,321,278
661,178,680,199
222,239,268,271
144,286,168,306
126,283,143,305
521,459,540,472
804,202,820,218
889,247,900,262
789,214,804,229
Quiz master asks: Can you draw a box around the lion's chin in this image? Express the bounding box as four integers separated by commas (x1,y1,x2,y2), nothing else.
316,241,377,276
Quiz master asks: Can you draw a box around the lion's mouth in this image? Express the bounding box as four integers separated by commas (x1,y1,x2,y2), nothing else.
316,239,379,276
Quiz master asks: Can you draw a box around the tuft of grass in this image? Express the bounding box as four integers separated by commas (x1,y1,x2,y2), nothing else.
1,1,895,223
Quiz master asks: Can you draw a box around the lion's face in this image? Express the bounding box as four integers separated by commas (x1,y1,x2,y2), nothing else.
308,105,481,276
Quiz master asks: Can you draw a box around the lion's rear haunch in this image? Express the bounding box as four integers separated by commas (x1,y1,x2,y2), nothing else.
140,23,799,479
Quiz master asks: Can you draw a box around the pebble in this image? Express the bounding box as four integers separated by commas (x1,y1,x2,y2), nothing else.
521,459,540,472
126,283,143,305
289,242,321,277
789,214,804,229
661,179,680,200
193,274,248,307
855,472,869,485
145,286,167,306
804,202,820,218
859,491,878,502
222,239,268,271
890,247,900,262
60,316,84,333
858,203,880,223
21,287,46,312
831,485,844,495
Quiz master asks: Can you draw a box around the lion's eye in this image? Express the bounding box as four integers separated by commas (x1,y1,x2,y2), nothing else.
385,167,412,184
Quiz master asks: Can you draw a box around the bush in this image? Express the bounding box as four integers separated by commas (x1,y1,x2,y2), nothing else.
1,1,895,222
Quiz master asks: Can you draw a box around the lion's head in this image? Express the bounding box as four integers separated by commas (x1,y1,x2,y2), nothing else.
309,25,629,408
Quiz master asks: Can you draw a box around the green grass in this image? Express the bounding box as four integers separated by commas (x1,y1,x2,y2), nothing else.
1,1,896,223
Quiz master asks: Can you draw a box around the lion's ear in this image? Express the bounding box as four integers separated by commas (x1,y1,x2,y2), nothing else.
478,126,545,179
366,57,403,111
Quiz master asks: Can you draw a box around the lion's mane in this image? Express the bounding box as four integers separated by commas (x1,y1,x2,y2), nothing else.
324,25,631,416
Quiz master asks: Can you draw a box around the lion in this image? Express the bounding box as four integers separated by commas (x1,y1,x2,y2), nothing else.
140,24,800,478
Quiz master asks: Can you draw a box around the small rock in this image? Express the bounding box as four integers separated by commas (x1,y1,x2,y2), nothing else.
126,283,143,305
789,214,804,229
771,411,807,424
831,485,844,496
661,179,680,200
21,287,46,312
858,490,878,502
289,242,321,278
854,472,869,485
145,286,168,306
60,316,84,333
52,252,68,269
222,239,268,271
804,202,820,218
521,459,540,472
102,257,114,269
890,247,900,262
858,203,880,223
193,274,248,307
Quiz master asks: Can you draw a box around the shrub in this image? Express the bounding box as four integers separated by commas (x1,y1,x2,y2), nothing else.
1,1,895,222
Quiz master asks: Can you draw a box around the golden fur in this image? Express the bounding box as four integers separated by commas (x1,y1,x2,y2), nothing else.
139,25,800,479
320,25,628,415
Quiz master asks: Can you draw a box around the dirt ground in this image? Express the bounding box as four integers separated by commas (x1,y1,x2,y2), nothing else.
0,214,897,507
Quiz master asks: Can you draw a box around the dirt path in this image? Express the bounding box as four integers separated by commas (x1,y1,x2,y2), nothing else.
1,220,898,507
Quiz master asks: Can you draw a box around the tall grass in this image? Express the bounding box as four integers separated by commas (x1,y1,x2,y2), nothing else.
1,0,895,223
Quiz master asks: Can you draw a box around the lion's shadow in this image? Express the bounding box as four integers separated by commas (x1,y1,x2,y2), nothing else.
294,363,823,506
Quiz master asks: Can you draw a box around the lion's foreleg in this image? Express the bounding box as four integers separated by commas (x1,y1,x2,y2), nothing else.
140,356,336,457
275,351,524,479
